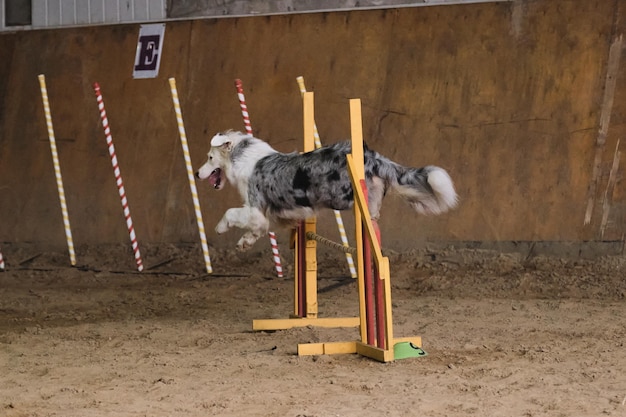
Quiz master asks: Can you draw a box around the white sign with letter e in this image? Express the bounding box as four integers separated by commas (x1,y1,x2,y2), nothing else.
133,24,166,79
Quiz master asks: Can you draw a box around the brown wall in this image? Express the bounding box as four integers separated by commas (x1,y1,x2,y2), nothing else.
0,0,624,253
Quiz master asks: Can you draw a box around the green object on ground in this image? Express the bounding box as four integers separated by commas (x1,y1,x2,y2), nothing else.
393,342,427,360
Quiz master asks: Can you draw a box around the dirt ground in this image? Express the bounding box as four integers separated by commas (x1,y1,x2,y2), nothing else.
1,242,625,417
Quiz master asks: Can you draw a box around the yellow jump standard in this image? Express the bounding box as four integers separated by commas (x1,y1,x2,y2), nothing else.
252,92,360,332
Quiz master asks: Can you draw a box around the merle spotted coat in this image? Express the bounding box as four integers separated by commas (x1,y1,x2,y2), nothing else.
196,131,457,251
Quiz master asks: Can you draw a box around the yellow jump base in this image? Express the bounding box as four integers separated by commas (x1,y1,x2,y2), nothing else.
252,316,360,331
298,336,423,363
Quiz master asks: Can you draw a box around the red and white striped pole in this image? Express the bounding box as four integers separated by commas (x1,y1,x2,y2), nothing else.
234,79,283,278
93,82,144,272
268,232,282,278
235,79,254,137
235,80,253,135
0,248,5,270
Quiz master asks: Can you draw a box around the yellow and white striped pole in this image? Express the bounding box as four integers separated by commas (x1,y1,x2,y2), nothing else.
296,76,357,278
38,74,77,266
168,78,212,274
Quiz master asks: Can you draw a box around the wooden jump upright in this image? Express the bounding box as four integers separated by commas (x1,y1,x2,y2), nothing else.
253,92,424,362
252,92,360,331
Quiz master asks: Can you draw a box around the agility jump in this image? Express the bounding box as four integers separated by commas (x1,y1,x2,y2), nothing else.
296,76,357,279
253,92,455,361
251,92,362,332
301,95,406,361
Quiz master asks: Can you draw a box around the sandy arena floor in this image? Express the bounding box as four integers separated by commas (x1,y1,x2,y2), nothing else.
1,243,625,417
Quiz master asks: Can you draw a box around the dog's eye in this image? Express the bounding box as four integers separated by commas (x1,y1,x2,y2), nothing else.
209,156,213,160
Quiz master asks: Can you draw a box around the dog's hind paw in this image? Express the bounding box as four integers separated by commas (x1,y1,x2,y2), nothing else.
236,233,258,251
236,243,251,252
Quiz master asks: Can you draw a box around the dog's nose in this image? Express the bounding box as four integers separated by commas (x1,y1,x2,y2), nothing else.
195,171,200,179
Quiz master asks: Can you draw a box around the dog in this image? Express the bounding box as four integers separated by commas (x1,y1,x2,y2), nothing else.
196,130,458,251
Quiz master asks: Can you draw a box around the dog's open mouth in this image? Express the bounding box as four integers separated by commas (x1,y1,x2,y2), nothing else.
208,168,223,189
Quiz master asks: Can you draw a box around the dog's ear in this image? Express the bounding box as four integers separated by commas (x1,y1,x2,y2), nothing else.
210,133,232,149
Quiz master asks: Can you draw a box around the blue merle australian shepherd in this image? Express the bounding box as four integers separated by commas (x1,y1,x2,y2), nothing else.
196,130,458,251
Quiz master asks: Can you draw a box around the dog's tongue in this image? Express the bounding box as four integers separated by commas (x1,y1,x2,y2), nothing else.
208,168,222,189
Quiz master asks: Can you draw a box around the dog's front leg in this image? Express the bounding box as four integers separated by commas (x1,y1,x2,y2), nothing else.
216,206,270,250
216,207,249,234
235,207,270,251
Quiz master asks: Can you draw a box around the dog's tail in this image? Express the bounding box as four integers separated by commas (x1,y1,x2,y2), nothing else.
381,161,458,215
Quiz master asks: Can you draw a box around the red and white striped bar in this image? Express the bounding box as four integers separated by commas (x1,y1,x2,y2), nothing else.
93,82,144,272
234,79,283,278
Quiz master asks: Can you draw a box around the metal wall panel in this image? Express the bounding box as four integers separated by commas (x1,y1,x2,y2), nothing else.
167,0,512,18
89,0,103,23
135,0,163,21
103,0,120,23
134,0,147,21
0,0,507,32
147,0,162,20
74,0,90,24
119,0,134,22
30,0,43,26
46,0,61,26
22,0,166,30
60,0,75,25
